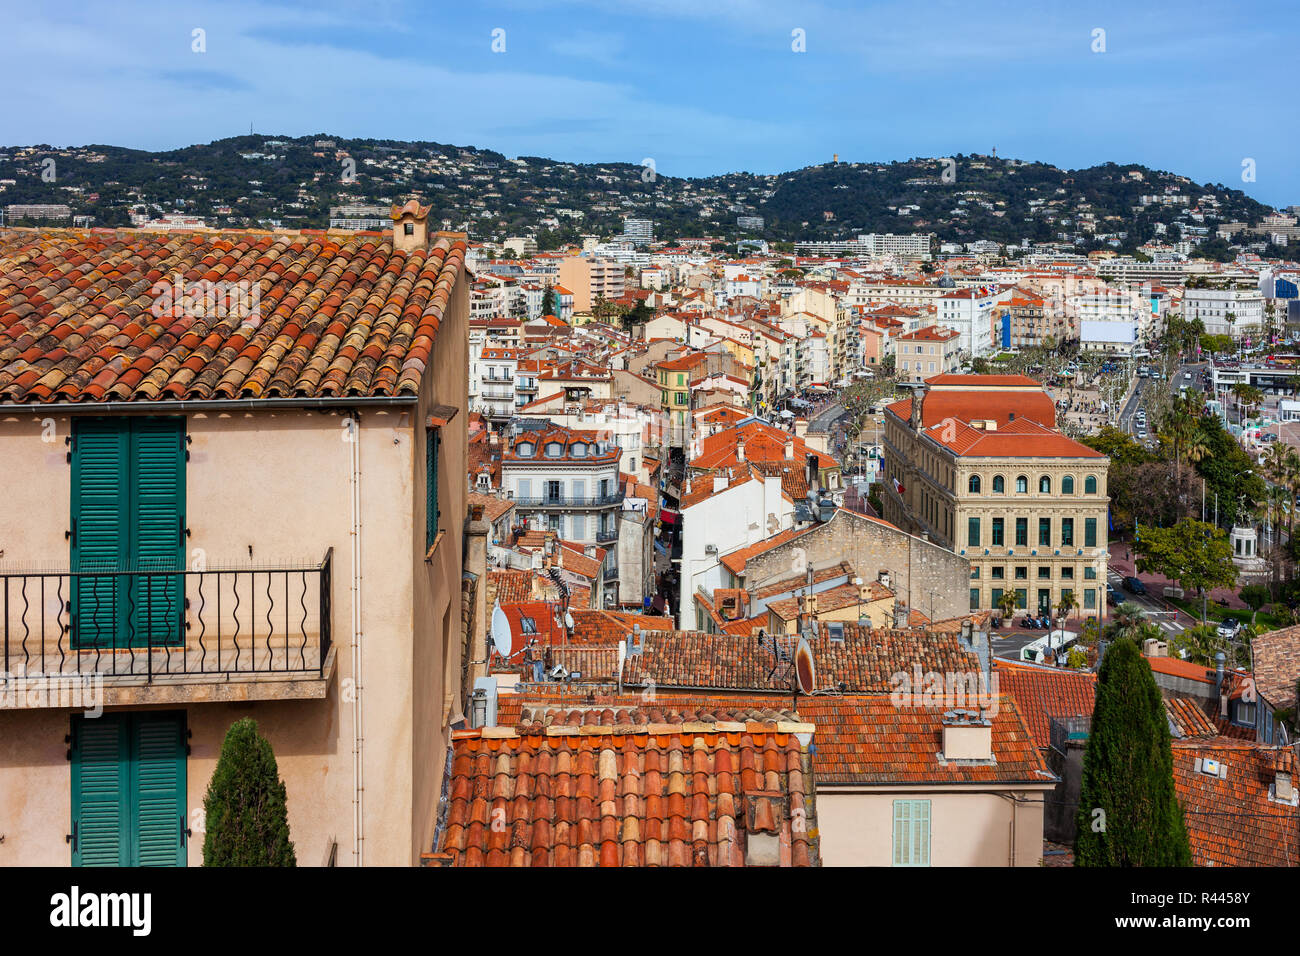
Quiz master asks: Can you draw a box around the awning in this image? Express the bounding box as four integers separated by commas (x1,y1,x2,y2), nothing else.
427,404,460,428
659,508,679,524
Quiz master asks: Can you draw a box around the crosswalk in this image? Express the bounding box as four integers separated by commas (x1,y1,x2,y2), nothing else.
1107,570,1185,631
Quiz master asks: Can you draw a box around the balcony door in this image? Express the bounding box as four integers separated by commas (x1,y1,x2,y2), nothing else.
70,711,187,866
71,418,186,648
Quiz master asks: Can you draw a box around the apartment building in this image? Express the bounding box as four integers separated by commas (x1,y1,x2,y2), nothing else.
558,255,626,313
500,423,623,546
1182,285,1266,338
896,326,962,382
0,202,473,867
880,376,1110,619
936,287,996,358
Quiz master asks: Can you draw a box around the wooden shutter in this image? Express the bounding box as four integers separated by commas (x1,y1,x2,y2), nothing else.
892,799,931,866
131,712,187,867
71,420,130,648
129,419,186,647
71,714,130,866
426,428,441,549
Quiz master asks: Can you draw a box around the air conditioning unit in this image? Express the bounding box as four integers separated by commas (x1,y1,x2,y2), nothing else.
704,544,718,555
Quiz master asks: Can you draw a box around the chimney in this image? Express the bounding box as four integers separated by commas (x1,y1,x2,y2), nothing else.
893,601,910,629
941,710,993,761
736,437,745,462
1215,650,1228,716
909,384,927,431
391,199,432,252
794,417,808,440
784,438,794,460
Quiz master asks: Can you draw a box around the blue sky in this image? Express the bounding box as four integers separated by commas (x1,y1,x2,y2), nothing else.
5,0,1296,207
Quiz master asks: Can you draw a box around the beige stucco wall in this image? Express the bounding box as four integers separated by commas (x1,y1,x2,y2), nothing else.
816,788,1049,867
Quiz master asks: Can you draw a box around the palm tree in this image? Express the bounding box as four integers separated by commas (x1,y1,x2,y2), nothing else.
1107,602,1148,642
998,590,1018,623
1056,591,1080,627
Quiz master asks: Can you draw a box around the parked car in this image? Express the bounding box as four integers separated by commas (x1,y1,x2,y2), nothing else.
1106,583,1120,605
1122,576,1146,595
1216,618,1242,639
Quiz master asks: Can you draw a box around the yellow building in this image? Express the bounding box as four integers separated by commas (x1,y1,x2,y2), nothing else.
880,376,1110,621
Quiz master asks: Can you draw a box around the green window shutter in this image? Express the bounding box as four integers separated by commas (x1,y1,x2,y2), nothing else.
1084,517,1097,547
129,419,186,647
71,420,130,649
893,799,931,866
426,428,441,549
71,714,130,866
131,712,187,867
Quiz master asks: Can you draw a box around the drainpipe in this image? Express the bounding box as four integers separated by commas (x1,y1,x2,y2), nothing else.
348,411,366,866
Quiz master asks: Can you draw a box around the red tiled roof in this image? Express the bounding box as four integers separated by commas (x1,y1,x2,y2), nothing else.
0,229,466,403
1165,697,1221,739
432,704,819,866
990,661,1095,750
1251,625,1300,710
1172,739,1299,866
886,389,1057,431
797,694,1055,786
622,626,978,694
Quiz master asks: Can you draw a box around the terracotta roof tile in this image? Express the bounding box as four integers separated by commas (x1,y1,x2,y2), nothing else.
0,229,466,404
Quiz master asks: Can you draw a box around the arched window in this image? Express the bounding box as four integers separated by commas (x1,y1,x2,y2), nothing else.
1039,475,1051,494
1062,475,1075,495
968,475,981,494
992,475,1005,494
1015,475,1028,494
1085,474,1098,494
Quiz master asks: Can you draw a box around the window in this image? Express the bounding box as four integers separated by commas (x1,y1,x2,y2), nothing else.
1084,588,1097,610
545,441,563,457
1061,518,1074,546
991,587,1004,608
1015,565,1028,580
545,481,563,503
970,588,980,611
1038,566,1051,579
1084,475,1098,494
1039,475,1051,494
992,565,1005,580
1015,588,1028,609
970,567,981,579
892,800,931,866
1062,475,1075,494
1085,566,1098,580
70,711,187,867
1061,566,1074,580
1015,517,1028,547
968,474,981,494
1016,475,1028,494
426,428,441,549
991,517,1004,546
517,441,534,457
967,517,980,547
992,475,1005,494
1038,518,1051,546
72,418,186,649
572,443,587,458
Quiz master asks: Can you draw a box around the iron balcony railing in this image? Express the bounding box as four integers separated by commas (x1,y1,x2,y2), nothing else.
596,528,619,543
511,492,624,508
1,550,333,685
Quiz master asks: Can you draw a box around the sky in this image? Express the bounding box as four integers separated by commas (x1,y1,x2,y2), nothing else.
3,0,1296,207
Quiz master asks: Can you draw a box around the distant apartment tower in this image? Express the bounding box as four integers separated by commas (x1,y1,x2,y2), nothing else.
329,204,390,230
558,255,626,312
737,215,765,232
6,203,71,222
794,232,931,259
503,236,537,257
622,218,655,246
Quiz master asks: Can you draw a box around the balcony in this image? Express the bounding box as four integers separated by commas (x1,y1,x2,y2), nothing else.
596,528,620,544
480,385,515,400
1,552,335,707
511,492,624,509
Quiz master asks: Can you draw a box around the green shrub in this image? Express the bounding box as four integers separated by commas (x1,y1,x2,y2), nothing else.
203,718,296,866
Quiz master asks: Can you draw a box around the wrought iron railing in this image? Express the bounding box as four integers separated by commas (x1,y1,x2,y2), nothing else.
1,550,332,685
511,492,624,508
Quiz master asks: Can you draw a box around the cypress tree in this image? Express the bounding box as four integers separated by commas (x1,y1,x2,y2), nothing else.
1075,637,1191,866
203,718,297,866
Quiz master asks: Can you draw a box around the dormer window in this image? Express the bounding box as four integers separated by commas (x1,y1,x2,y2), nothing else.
546,442,564,458
517,442,534,457
572,443,587,457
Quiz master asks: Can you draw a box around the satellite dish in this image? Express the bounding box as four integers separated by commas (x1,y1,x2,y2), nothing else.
794,637,816,695
564,610,575,629
489,603,513,658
